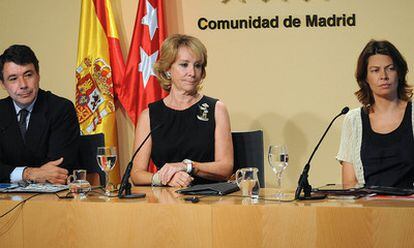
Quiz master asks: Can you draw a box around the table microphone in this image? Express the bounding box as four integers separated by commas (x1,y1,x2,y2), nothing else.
295,107,349,200
118,123,163,199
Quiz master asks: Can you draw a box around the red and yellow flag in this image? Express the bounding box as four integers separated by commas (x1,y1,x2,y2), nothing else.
75,0,125,184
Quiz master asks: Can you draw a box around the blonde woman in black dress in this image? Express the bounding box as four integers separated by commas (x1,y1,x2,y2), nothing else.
131,34,233,187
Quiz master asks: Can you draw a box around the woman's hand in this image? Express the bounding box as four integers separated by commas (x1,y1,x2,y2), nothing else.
157,162,187,185
167,171,193,187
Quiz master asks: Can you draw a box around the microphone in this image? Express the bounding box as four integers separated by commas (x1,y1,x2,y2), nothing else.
295,107,349,200
118,123,163,199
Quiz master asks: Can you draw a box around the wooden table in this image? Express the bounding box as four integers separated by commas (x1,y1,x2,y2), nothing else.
1,187,414,248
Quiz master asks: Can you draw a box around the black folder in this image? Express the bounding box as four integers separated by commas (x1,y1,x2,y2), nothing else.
365,185,414,196
176,182,239,196
314,184,414,196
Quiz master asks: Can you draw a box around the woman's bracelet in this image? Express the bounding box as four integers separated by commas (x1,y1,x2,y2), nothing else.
151,172,162,186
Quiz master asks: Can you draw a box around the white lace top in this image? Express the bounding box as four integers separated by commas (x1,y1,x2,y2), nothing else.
336,105,414,184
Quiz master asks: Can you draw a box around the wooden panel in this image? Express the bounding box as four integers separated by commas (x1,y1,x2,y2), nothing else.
315,207,373,248
263,205,317,248
371,207,414,248
23,200,211,248
0,195,24,248
2,188,414,248
212,205,263,248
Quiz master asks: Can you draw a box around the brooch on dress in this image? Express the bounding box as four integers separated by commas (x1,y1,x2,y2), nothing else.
197,103,209,121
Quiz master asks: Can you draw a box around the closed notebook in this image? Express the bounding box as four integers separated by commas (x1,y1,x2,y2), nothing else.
176,182,239,196
314,184,414,196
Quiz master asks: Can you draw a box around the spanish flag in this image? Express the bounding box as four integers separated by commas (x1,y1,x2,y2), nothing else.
75,0,124,184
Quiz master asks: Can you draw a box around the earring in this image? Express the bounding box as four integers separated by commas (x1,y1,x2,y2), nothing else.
165,71,171,79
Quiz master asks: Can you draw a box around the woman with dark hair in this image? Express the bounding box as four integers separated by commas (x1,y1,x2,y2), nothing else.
337,40,414,188
130,34,233,187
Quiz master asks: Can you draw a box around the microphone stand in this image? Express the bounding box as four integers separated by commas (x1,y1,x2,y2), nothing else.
118,125,162,199
295,107,349,200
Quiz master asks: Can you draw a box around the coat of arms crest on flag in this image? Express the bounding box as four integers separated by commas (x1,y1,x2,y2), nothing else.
75,57,116,134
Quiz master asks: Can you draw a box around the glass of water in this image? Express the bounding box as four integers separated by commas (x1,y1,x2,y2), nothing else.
97,146,117,196
268,145,289,200
235,167,260,199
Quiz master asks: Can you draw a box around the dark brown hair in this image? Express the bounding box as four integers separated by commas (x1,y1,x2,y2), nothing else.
355,40,411,109
0,45,39,81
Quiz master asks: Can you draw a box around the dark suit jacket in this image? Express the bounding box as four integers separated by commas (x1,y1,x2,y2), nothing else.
0,89,80,182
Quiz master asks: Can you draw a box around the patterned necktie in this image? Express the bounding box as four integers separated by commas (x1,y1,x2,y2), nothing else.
19,109,29,142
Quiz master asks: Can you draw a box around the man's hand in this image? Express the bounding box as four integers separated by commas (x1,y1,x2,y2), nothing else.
167,171,193,187
23,158,68,184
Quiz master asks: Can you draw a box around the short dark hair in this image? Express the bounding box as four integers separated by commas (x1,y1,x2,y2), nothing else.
355,40,412,109
0,44,39,81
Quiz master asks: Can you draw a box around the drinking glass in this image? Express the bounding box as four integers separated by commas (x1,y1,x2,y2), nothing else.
96,146,117,196
67,169,91,199
235,167,260,199
268,145,289,199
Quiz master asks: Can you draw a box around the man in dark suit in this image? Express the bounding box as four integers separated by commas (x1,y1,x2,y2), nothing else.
0,44,80,184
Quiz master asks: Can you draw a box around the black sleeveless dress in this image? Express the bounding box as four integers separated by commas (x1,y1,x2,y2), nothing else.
361,102,414,188
149,95,217,185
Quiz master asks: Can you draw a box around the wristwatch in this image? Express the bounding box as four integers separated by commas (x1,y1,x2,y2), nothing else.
182,159,193,174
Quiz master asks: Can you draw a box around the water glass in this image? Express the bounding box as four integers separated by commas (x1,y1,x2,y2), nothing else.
235,167,260,199
268,145,289,199
96,146,117,196
67,169,91,199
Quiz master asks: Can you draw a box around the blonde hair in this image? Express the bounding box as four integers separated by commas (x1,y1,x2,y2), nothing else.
153,34,207,91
